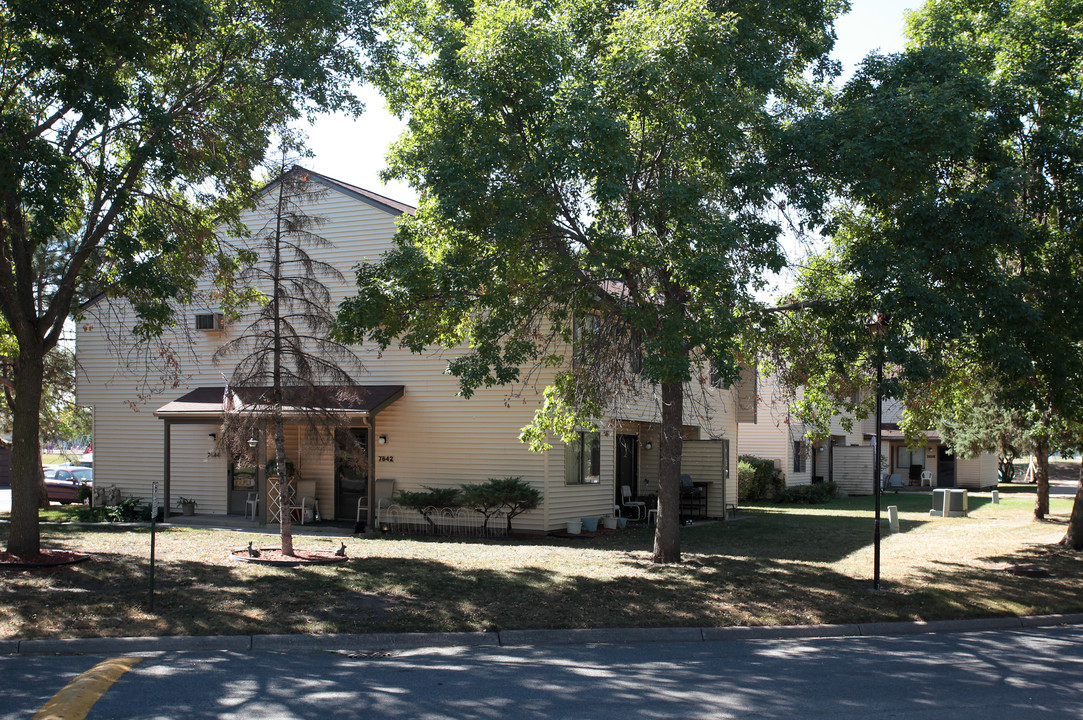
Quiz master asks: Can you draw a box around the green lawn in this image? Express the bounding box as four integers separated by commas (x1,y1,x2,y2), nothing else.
1,490,1080,640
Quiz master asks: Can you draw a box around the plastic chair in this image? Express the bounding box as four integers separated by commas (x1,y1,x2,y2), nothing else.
245,492,260,521
920,470,933,487
289,480,320,524
621,485,646,520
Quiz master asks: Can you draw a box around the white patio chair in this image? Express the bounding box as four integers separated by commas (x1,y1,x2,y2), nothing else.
245,492,260,521
620,485,646,521
920,470,933,487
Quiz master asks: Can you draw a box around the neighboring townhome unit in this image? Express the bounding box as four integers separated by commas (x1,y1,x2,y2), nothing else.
738,372,998,495
76,168,740,533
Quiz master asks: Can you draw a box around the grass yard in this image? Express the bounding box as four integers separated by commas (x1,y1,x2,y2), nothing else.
1,490,1080,640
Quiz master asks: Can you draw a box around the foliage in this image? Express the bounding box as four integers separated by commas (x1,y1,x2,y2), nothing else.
74,484,92,505
460,477,542,533
0,0,375,556
776,481,838,504
176,497,197,507
337,0,848,563
103,497,146,523
395,486,463,531
738,455,784,502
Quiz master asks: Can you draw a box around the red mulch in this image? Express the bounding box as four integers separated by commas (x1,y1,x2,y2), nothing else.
230,547,348,566
0,550,90,568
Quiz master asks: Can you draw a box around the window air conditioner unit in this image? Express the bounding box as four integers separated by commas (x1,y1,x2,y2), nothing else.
194,312,225,331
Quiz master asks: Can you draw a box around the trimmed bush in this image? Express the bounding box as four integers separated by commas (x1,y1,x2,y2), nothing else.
776,481,838,504
738,455,784,501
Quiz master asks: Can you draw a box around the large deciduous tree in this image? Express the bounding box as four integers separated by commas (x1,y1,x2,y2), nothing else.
0,0,373,556
336,0,846,562
763,0,1083,545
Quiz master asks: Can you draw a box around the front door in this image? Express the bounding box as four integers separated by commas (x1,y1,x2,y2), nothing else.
615,434,639,509
937,445,956,487
228,463,257,515
335,428,369,521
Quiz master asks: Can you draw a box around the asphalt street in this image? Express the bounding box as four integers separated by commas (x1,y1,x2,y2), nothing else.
3,624,1083,719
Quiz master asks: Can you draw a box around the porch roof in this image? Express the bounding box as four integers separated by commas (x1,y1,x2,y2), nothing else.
864,424,942,443
154,385,405,420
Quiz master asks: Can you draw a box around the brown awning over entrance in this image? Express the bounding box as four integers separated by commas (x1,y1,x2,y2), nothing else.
154,385,405,420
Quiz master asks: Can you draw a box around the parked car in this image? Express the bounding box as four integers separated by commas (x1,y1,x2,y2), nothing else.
44,466,92,504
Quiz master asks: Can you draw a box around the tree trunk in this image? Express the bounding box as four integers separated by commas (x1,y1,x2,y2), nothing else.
1060,455,1083,550
7,347,45,556
274,419,294,556
1034,440,1050,521
652,379,684,564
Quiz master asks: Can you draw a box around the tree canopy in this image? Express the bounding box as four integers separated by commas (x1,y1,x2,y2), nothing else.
0,0,374,555
337,0,848,562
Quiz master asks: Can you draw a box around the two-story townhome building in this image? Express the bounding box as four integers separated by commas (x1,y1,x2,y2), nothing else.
76,169,740,532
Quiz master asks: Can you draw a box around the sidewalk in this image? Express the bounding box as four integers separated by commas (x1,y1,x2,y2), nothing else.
6,613,1083,657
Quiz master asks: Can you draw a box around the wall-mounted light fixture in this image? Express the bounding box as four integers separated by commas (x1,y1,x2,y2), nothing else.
378,435,388,445
208,432,217,441
644,441,653,450
247,437,258,449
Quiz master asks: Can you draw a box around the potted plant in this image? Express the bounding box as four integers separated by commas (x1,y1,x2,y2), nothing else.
177,497,197,516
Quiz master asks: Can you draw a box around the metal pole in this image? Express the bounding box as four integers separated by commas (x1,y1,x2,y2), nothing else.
874,349,883,591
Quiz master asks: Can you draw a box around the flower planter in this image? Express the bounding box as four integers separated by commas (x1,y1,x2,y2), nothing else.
617,517,628,529
602,516,619,530
566,519,582,535
581,516,600,532
180,503,196,516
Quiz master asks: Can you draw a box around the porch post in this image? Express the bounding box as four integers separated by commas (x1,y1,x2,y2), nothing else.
367,418,376,531
163,420,171,517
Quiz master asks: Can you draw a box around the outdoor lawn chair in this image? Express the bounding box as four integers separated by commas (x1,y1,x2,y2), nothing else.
920,470,934,487
620,485,646,521
289,479,320,524
245,492,260,522
883,473,905,493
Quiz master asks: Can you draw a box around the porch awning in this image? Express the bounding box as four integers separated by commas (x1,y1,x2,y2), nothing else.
864,425,941,443
154,385,405,420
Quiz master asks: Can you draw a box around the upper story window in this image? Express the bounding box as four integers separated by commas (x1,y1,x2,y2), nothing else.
565,431,601,485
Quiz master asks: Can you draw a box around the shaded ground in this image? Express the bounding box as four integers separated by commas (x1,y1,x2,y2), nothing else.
0,491,1079,640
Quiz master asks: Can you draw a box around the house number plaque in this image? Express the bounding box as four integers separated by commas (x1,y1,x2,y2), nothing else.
378,455,394,463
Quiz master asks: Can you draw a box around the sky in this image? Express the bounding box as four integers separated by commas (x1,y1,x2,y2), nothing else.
299,0,923,206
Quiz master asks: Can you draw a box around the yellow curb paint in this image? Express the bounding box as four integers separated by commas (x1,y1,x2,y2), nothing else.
34,656,143,720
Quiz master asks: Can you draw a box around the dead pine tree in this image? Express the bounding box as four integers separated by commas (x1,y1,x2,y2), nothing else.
216,165,366,556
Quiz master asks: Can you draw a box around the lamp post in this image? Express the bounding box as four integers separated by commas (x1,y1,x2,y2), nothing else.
867,313,889,592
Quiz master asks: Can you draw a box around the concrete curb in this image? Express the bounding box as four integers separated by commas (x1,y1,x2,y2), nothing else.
19,635,252,656
253,631,499,652
8,614,1083,657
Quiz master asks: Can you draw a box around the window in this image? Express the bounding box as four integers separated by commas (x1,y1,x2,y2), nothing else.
721,438,730,479
709,360,724,389
896,446,925,469
572,314,601,367
565,431,601,485
793,440,806,473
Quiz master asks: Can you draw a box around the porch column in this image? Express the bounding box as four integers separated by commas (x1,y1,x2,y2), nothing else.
163,420,172,516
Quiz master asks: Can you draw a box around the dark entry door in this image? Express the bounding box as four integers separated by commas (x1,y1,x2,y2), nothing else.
335,428,369,520
615,434,639,509
937,446,956,487
228,464,257,515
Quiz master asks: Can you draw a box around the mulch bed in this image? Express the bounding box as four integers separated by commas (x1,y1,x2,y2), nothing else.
0,550,90,569
231,547,349,566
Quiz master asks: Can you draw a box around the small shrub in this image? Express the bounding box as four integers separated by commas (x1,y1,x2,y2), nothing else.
74,484,92,504
461,477,541,533
104,496,145,522
738,455,785,501
395,486,462,530
776,481,838,504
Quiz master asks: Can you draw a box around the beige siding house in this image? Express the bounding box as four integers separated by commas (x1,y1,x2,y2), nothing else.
738,373,998,494
76,169,740,532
